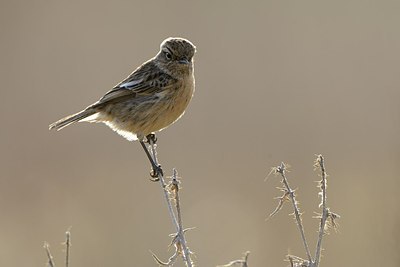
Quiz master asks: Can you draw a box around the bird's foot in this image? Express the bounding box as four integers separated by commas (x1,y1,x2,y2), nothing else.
145,133,157,144
149,164,163,181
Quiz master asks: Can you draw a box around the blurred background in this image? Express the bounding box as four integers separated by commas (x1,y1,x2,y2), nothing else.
1,0,399,266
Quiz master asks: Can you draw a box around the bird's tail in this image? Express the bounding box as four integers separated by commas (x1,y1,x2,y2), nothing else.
49,108,97,131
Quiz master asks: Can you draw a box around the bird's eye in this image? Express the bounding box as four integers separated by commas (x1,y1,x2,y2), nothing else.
165,51,172,60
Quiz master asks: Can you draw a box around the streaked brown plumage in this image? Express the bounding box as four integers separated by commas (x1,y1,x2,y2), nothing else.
49,37,196,141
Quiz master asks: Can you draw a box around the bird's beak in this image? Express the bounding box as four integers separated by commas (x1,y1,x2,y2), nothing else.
178,58,190,65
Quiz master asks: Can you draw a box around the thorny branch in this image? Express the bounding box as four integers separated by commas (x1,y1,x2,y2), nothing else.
44,230,71,267
275,162,313,263
313,155,339,266
147,139,194,267
268,155,339,267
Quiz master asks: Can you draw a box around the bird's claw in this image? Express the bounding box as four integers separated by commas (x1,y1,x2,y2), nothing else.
146,133,157,144
149,164,163,181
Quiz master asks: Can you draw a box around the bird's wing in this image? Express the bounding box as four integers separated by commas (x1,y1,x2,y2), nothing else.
91,61,175,108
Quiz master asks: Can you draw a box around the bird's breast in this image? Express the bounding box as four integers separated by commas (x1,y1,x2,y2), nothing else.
161,74,195,123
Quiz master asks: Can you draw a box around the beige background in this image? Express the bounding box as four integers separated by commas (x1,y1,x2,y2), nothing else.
1,0,399,266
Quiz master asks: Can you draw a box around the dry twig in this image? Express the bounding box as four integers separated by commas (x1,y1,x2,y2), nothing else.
313,155,339,266
44,229,71,267
268,155,340,267
44,242,55,267
274,162,313,263
147,139,194,267
217,251,250,267
64,230,71,267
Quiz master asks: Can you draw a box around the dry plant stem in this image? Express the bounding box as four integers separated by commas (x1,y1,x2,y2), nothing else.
216,251,250,267
277,163,313,264
314,156,327,267
173,169,183,229
44,242,55,267
148,139,193,267
148,140,179,231
171,169,193,265
65,230,71,267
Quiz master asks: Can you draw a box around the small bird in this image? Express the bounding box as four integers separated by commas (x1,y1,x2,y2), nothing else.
49,37,196,141
49,37,196,177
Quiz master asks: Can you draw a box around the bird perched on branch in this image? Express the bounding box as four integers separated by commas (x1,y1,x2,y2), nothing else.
49,37,196,177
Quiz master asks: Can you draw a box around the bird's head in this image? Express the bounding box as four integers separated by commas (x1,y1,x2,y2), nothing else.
156,37,196,77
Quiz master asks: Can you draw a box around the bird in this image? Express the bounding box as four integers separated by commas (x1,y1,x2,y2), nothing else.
49,37,196,177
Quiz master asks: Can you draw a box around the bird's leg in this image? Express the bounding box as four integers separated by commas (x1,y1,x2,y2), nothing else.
140,140,161,181
146,133,163,179
139,133,163,181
